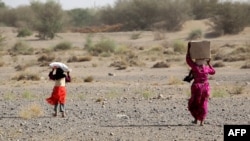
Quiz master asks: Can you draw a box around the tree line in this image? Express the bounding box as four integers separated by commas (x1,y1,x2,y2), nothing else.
0,0,249,39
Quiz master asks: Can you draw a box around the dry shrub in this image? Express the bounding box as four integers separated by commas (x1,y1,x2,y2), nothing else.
15,62,37,71
0,61,4,67
37,54,55,66
15,64,28,71
231,47,249,54
53,41,72,51
130,32,142,40
12,72,40,81
161,40,170,48
163,49,175,55
92,63,98,67
96,97,105,103
213,61,225,68
109,61,127,70
173,40,185,54
78,56,92,62
9,41,33,55
19,103,43,119
145,46,165,60
84,76,94,82
152,61,170,68
67,56,78,62
241,61,250,69
67,56,92,63
153,30,165,40
223,47,250,62
166,56,182,62
223,55,247,62
187,29,202,40
213,52,225,61
168,76,183,85
110,51,145,69
38,54,55,62
204,31,222,38
229,85,245,95
211,48,219,54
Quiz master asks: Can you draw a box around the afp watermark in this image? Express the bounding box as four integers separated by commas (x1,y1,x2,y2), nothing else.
224,125,250,141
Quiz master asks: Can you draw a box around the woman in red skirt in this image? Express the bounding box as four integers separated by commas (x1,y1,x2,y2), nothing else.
46,67,71,117
186,42,215,126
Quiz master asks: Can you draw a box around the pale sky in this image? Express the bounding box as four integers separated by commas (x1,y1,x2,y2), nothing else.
2,0,249,10
2,0,117,10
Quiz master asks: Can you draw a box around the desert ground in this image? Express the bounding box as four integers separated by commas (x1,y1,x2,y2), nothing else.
0,20,250,141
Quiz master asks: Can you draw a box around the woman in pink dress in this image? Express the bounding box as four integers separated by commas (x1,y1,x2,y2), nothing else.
186,42,215,126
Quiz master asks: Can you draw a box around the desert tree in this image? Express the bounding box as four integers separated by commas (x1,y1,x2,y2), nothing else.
210,2,250,34
187,0,219,20
0,0,5,8
99,0,191,31
67,8,97,27
156,0,191,31
30,0,64,39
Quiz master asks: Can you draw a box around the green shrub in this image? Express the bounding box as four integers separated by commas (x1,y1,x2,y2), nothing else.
22,91,36,99
212,87,228,98
85,37,116,56
84,34,94,49
187,29,202,40
173,40,185,53
53,41,72,51
3,92,16,100
17,28,33,37
142,90,154,99
130,32,141,40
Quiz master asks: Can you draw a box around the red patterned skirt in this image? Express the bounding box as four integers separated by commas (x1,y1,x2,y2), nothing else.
46,86,66,105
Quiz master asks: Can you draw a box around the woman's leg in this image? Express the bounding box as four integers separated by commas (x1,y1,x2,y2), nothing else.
53,103,58,116
198,84,210,125
59,104,65,117
189,84,202,123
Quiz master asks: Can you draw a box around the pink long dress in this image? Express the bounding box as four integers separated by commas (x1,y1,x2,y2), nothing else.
186,54,215,121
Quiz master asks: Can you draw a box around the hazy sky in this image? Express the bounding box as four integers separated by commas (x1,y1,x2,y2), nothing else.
2,0,117,10
2,0,249,10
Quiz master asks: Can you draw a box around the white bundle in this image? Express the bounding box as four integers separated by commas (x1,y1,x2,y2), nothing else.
49,62,71,72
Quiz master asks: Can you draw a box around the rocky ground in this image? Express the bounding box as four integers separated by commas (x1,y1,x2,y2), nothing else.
0,20,250,141
0,66,249,141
